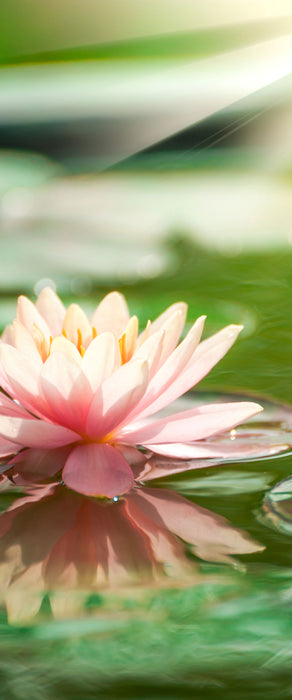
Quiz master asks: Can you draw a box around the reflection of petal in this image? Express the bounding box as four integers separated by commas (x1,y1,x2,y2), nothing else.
124,492,197,579
4,564,44,623
0,477,263,621
62,444,134,497
8,447,72,484
50,592,88,619
88,500,160,586
125,487,263,565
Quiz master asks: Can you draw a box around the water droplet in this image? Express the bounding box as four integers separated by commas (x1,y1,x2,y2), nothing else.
113,496,119,502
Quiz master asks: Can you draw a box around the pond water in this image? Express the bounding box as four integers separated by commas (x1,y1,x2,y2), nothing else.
1,237,292,700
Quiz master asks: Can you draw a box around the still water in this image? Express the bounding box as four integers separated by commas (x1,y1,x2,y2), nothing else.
1,238,292,699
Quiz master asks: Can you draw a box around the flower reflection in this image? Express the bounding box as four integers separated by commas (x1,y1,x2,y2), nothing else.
0,461,263,622
0,287,262,497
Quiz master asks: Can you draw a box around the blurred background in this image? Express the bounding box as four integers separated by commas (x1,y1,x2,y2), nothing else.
2,5,292,699
0,0,292,398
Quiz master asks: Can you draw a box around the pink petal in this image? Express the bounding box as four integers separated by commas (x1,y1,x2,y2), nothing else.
0,392,31,419
132,329,165,379
147,302,187,337
40,352,93,432
1,325,14,345
154,309,188,367
49,336,82,364
0,343,48,418
16,295,50,340
91,292,130,336
62,304,92,347
62,443,134,497
122,316,139,361
0,436,18,457
136,324,243,419
81,332,120,392
146,435,288,460
132,316,206,418
35,287,66,336
11,321,42,363
0,415,79,448
86,359,149,439
120,401,263,444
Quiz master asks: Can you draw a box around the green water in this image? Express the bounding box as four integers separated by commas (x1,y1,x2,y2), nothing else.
1,236,292,699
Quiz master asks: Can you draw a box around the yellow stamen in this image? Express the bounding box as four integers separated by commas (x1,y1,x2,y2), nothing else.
119,333,127,364
33,323,49,362
77,328,84,356
92,326,97,339
62,328,68,339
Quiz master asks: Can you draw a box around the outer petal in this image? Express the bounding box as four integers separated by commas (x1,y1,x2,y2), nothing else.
62,443,134,497
86,359,149,439
120,401,263,444
0,392,31,419
91,292,130,336
0,415,79,449
35,287,66,336
147,302,187,337
145,436,288,460
0,343,48,418
16,295,50,340
0,436,18,457
11,321,42,363
1,325,14,345
131,316,205,419
132,329,165,379
136,324,243,419
155,309,188,368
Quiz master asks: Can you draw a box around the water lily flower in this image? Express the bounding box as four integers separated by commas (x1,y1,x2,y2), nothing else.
0,288,262,497
0,479,263,621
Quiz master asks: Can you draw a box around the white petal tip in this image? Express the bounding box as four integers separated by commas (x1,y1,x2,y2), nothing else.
229,324,244,333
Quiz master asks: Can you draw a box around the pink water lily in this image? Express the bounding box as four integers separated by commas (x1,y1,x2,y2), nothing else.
0,288,262,497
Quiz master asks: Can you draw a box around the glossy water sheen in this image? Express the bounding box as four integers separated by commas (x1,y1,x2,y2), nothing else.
1,239,292,700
